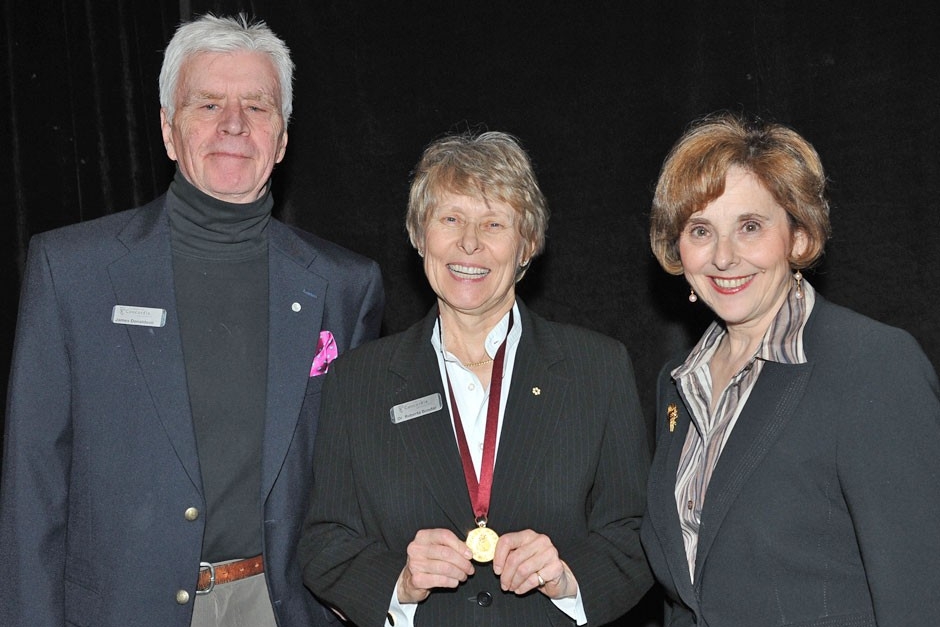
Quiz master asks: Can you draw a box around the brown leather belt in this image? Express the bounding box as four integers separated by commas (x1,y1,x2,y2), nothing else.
196,555,264,594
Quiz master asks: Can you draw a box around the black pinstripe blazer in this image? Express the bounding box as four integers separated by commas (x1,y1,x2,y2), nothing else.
300,301,652,626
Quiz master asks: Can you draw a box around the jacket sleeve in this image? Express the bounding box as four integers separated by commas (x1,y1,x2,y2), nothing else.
348,260,384,350
299,357,407,627
560,342,654,625
0,235,72,626
837,327,940,626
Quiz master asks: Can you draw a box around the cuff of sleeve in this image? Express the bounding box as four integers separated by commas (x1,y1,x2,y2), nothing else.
386,585,418,627
551,586,587,626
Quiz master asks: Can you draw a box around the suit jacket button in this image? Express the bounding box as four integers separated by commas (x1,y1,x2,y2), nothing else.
476,591,492,607
175,590,191,605
184,507,200,521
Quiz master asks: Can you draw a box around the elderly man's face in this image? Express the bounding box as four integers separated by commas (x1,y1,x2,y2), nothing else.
161,50,288,203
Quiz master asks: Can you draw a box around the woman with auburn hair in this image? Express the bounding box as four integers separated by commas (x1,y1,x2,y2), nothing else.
642,112,940,626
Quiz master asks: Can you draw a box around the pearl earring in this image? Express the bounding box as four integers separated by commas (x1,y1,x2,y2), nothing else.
688,287,698,303
794,270,804,299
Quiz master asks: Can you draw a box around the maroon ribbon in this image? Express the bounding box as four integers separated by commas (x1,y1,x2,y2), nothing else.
445,311,513,524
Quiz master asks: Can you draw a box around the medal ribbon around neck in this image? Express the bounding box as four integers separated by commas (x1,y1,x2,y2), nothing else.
444,310,513,561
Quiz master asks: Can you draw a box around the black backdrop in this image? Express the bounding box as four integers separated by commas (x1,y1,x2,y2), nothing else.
2,1,938,623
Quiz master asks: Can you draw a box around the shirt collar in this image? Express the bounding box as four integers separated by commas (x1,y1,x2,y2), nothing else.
673,279,816,380
431,302,522,365
759,278,815,364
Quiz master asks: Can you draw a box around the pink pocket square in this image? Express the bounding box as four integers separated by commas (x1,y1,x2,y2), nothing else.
310,331,338,377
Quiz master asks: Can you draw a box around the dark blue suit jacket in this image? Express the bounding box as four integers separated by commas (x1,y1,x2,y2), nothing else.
641,296,940,627
0,195,384,626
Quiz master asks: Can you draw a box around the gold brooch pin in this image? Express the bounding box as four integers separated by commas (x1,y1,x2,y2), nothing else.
667,403,678,433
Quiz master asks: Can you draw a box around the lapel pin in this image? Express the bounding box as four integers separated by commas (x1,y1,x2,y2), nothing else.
532,387,541,396
291,302,301,312
667,403,678,433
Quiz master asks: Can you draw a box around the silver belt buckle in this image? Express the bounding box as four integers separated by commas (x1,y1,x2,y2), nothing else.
197,561,215,595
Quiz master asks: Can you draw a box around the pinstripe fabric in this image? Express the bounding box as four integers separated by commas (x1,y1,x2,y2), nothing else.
672,282,815,579
300,301,653,627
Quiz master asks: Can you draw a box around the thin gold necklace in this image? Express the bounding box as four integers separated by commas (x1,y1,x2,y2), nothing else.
464,358,493,368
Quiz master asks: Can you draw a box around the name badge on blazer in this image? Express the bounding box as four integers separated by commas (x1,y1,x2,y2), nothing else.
390,393,442,424
111,305,167,328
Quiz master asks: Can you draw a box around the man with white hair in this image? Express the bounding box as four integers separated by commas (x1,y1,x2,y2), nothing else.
0,14,384,627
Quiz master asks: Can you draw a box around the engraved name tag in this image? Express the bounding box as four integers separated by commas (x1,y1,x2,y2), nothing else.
111,305,167,328
390,393,443,424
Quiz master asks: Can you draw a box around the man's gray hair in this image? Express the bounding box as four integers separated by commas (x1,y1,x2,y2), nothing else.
159,14,294,124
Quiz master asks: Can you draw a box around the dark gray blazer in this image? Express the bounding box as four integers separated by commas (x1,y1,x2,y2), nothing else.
641,296,940,627
0,195,384,627
300,302,653,626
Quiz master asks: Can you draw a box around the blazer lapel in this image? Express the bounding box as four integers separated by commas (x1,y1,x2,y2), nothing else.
692,361,813,585
108,200,202,490
260,222,328,499
488,304,568,531
646,379,698,608
389,309,474,532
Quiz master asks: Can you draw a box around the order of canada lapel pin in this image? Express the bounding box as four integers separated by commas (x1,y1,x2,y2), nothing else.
667,403,678,433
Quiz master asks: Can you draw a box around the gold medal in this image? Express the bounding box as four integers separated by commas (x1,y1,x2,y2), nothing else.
465,525,499,562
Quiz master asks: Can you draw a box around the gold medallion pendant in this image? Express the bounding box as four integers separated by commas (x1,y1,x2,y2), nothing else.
465,525,499,563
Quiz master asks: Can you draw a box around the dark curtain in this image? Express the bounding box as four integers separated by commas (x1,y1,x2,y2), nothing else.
2,2,938,624
1,0,178,409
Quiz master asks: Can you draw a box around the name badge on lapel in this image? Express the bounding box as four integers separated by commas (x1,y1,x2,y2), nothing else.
390,393,442,424
111,305,166,328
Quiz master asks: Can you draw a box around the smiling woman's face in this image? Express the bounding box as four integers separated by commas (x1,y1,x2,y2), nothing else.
422,192,530,328
679,166,807,338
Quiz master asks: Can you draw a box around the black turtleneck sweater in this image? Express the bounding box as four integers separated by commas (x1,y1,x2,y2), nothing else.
168,170,269,563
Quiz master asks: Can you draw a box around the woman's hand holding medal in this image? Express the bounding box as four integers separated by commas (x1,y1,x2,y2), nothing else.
397,525,579,603
492,529,579,599
397,528,475,604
